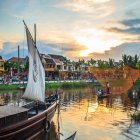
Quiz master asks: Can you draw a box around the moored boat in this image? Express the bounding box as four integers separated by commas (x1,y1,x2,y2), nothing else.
97,94,110,99
0,21,59,140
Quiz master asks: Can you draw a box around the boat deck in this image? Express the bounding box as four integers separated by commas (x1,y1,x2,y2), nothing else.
0,106,28,129
0,106,28,118
0,95,58,130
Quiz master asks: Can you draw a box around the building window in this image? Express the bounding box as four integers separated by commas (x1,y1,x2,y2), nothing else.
0,63,4,67
57,65,61,69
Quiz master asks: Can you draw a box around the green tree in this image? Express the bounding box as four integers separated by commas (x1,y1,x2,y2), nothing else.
108,58,115,68
4,61,18,74
88,58,96,66
136,61,140,69
122,54,128,65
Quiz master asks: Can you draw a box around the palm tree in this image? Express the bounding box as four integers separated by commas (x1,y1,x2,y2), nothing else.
97,59,106,69
134,54,139,64
122,54,128,65
133,55,139,68
136,61,140,70
108,58,115,68
89,58,96,66
136,61,140,77
127,55,133,67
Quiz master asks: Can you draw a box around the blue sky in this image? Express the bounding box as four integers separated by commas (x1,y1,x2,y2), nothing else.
0,0,140,61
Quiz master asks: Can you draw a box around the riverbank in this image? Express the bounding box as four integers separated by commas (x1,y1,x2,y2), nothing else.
0,80,100,90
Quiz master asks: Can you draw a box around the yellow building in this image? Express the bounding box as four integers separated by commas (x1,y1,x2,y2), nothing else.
0,56,4,76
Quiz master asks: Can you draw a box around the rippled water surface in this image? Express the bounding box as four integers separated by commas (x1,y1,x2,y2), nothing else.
0,87,140,140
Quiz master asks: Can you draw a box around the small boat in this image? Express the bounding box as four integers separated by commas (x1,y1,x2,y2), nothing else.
0,21,59,140
97,94,110,99
65,131,77,140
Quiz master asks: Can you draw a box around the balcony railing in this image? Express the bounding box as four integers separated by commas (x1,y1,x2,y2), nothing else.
45,68,55,71
0,67,4,71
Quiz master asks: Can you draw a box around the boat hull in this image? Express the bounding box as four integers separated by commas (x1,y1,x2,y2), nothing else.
97,94,110,99
0,100,58,140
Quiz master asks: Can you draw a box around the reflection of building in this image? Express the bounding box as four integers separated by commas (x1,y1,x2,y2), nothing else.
0,56,4,76
0,96,5,105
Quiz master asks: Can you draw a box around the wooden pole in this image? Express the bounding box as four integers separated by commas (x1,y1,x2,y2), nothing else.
34,24,36,46
18,45,20,80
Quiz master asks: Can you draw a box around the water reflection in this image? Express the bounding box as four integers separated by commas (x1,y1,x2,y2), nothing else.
0,90,24,106
1,87,140,140
125,86,140,140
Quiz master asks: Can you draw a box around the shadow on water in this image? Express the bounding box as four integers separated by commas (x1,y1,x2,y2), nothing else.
1,87,140,140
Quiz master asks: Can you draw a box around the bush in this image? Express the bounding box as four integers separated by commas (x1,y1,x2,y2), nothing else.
131,112,140,123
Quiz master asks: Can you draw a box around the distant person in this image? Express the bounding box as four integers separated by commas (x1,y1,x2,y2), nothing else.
97,89,102,97
101,89,104,95
106,82,110,94
4,75,7,84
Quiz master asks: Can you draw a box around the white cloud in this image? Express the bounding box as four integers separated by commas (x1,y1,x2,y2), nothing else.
0,39,3,49
87,42,140,61
56,0,116,19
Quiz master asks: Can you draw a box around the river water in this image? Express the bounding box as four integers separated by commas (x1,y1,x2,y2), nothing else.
0,87,140,140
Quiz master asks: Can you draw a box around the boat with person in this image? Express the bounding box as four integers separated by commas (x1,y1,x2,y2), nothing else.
97,94,110,99
96,88,110,99
97,82,111,99
0,21,59,140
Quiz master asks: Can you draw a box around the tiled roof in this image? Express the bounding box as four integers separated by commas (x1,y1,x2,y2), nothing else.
40,54,51,59
44,58,55,64
7,57,25,63
53,59,62,65
48,54,64,61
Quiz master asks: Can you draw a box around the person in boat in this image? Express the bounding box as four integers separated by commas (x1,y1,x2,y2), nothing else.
106,82,110,94
101,89,104,96
55,90,59,100
97,89,102,97
97,89,103,104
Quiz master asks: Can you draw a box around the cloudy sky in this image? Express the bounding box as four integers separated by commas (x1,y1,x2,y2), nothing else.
0,0,140,61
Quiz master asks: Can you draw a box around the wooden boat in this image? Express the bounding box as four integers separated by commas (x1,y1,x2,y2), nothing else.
65,131,77,140
97,94,110,99
0,21,59,140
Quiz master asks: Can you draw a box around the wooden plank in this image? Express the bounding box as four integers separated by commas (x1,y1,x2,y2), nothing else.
0,106,28,118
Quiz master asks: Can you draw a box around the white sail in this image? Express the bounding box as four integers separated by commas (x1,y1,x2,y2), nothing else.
23,24,45,102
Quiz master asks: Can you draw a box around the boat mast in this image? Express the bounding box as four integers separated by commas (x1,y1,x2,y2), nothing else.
23,20,43,64
18,45,20,81
34,24,36,46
